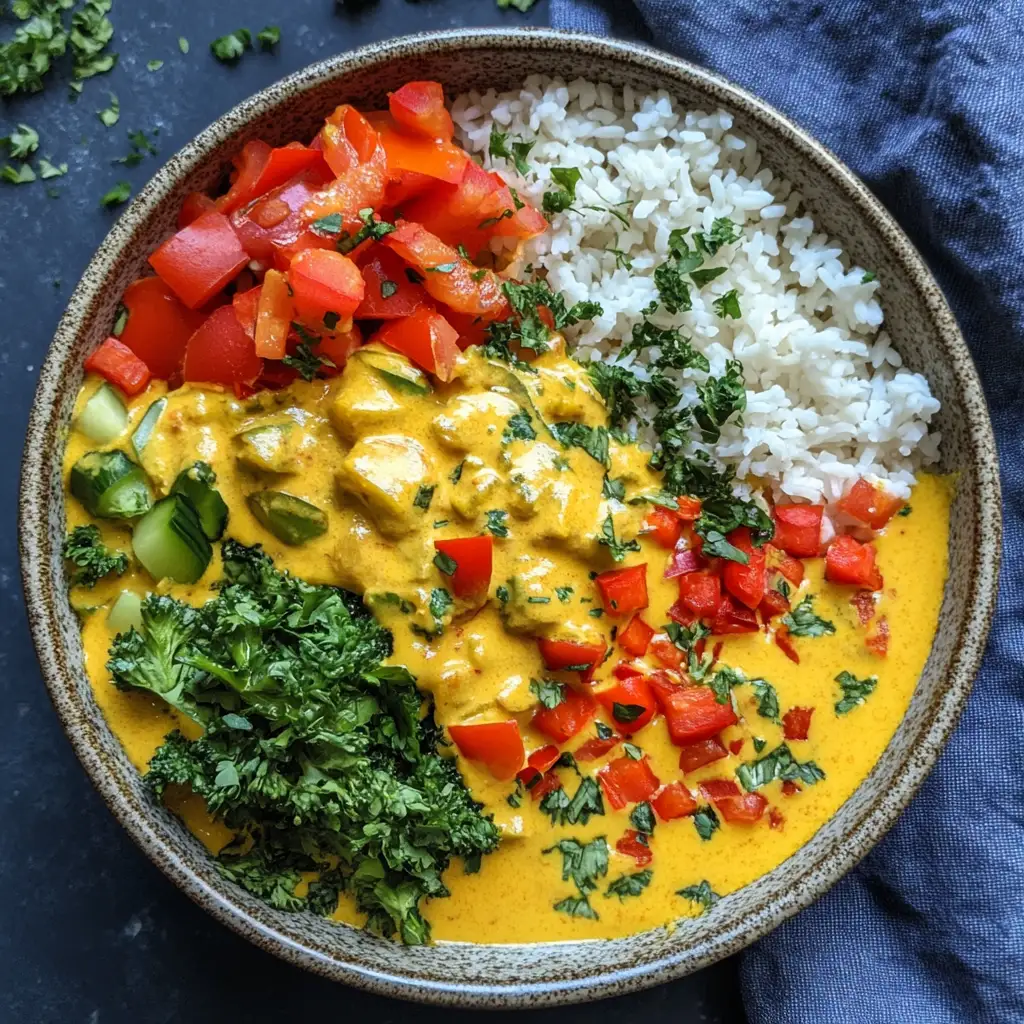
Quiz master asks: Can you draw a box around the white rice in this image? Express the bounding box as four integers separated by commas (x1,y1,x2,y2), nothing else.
452,77,941,504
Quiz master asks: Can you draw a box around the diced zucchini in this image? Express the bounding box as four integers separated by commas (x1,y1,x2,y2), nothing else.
70,450,153,519
76,383,128,444
247,491,328,546
353,346,432,397
171,461,229,540
107,590,144,633
235,422,298,475
132,494,212,583
132,397,167,459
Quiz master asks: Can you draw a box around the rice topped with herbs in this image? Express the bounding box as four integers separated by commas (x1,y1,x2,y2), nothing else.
452,77,940,505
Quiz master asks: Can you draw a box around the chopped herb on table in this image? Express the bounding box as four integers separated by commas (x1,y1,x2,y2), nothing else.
99,181,131,208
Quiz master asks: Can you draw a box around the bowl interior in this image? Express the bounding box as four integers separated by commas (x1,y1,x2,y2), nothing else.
19,29,1000,1008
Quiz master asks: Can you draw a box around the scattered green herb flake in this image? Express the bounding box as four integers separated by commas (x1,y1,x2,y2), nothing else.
99,181,130,207
597,512,641,563
622,742,643,760
595,721,614,741
379,279,398,300
555,586,574,603
898,505,912,517
677,880,720,914
449,461,464,485
311,213,342,236
551,421,610,467
530,679,567,709
178,36,190,54
586,361,646,429
834,670,878,715
506,780,523,808
553,894,598,919
485,509,509,538
211,28,252,63
38,158,67,179
147,59,163,71
432,520,449,530
257,25,281,50
782,596,836,638
608,247,633,270
606,869,652,901
707,665,745,705
527,596,550,605
543,166,582,216
497,0,540,12
495,584,509,604
433,550,458,577
542,777,604,827
546,836,609,895
750,679,781,723
322,311,340,331
588,607,604,619
2,162,35,184
98,92,119,127
690,266,728,287
693,805,720,841
753,737,767,754
713,289,742,319
282,340,333,381
412,485,435,511
612,702,645,725
502,409,537,444
426,261,457,274
736,743,825,792
693,218,740,256
2,124,39,159
862,271,877,283
629,801,656,835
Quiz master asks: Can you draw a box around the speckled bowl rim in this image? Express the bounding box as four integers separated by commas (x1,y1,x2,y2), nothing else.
19,28,1001,1008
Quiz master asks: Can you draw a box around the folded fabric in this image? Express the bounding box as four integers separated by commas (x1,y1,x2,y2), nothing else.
548,2,1024,1021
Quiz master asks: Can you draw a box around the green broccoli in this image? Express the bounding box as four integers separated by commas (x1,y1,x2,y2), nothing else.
62,525,128,587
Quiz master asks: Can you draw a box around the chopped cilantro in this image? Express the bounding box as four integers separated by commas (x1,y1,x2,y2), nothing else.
488,125,534,176
605,870,652,901
586,360,645,427
834,670,878,714
750,679,781,722
693,217,741,256
597,513,641,563
412,485,435,511
693,805,720,841
694,360,746,444
714,289,742,319
433,550,458,577
502,408,537,443
485,509,509,538
542,166,582,215
257,25,281,49
613,703,646,725
98,91,119,126
782,596,836,638
147,59,163,72
629,801,656,835
555,586,574,603
380,279,398,300
2,162,35,184
530,679,566,709
178,37,190,54
677,880,720,914
550,421,610,467
736,743,825,792
2,124,38,158
211,28,252,63
602,476,626,501
449,461,465,485
282,339,334,381
99,180,130,207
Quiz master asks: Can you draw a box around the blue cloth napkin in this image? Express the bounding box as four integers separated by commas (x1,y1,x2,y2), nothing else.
549,2,1024,1021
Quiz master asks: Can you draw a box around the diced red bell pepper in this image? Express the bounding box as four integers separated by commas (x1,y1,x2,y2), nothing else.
448,720,525,780
613,663,643,680
254,269,293,359
355,245,430,319
383,220,510,320
782,780,801,797
866,615,890,657
765,544,805,586
652,781,698,821
722,527,767,610
383,169,437,208
84,337,152,396
233,285,261,339
516,743,561,785
149,209,250,310
644,504,684,549
617,615,654,657
537,637,605,682
648,673,738,745
594,674,656,735
782,706,814,741
677,571,722,618
444,310,489,350
532,688,597,744
434,536,493,599
851,590,877,625
217,140,324,215
366,111,468,184
182,305,263,388
313,322,363,373
117,276,206,380
709,595,760,635
699,778,768,824
401,160,500,250
477,186,548,243
649,634,685,671
838,478,905,529
616,830,653,867
759,584,790,619
530,772,564,801
288,248,364,328
178,191,217,229
677,735,729,774
598,755,660,810
300,125,388,227
664,545,705,580
594,563,649,617
319,105,382,176
676,496,702,520
389,81,455,141
373,308,460,382
575,734,621,762
772,504,824,558
729,738,744,755
774,624,801,664
825,534,883,590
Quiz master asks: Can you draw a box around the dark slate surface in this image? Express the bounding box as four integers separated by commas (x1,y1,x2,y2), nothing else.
0,2,744,1021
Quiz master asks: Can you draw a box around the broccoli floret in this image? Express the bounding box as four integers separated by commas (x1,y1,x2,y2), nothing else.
62,525,129,587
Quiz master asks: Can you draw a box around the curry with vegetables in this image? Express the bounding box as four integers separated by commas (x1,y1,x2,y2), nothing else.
61,80,951,945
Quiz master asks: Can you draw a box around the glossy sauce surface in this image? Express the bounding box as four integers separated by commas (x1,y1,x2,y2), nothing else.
65,344,952,943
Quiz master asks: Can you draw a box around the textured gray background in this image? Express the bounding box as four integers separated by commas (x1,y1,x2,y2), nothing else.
0,2,743,1020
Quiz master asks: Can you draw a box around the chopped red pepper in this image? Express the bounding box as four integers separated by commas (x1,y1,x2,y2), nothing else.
373,308,461,382
233,285,261,339
866,615,890,656
448,720,524,781
434,536,493,599
84,337,152,396
676,496,702,520
765,544,805,587
652,781,698,821
709,595,760,635
594,563,649,617
117,276,206,380
825,534,883,590
782,706,814,741
677,735,729,774
597,754,660,810
182,305,263,388
254,269,293,360
575,734,621,762
217,140,324,215
532,687,597,743
617,615,654,657
366,111,469,184
699,778,768,823
537,637,605,681
649,634,685,671
594,674,656,735
400,160,500,250
728,738,744,756
530,772,563,801
772,504,824,558
648,673,738,745
774,625,801,664
615,830,653,867
515,744,561,785
838,478,905,529
388,81,455,141
781,780,801,797
664,546,705,580
178,191,217,229
289,247,364,327
643,504,683,549
722,528,767,609
355,245,430,320
768,807,785,830
759,585,790,619
676,571,722,618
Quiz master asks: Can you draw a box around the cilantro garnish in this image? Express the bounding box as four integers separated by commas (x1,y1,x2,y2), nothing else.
530,679,567,709
412,485,435,511
693,805,720,841
736,743,825,792
484,509,509,538
257,25,281,49
542,166,583,215
433,550,458,577
502,408,537,443
550,421,610,467
782,596,836,638
211,28,252,63
488,125,534,176
714,289,742,319
99,180,130,208
586,361,645,428
605,869,652,901
834,670,878,714
282,338,334,381
597,513,640,563
677,880,720,914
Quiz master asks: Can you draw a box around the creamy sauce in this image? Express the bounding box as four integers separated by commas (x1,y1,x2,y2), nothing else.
64,344,952,944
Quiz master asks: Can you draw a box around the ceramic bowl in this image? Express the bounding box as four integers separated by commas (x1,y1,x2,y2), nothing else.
19,27,1001,1008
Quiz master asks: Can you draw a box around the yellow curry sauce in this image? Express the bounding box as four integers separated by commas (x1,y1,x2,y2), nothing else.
64,341,951,943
